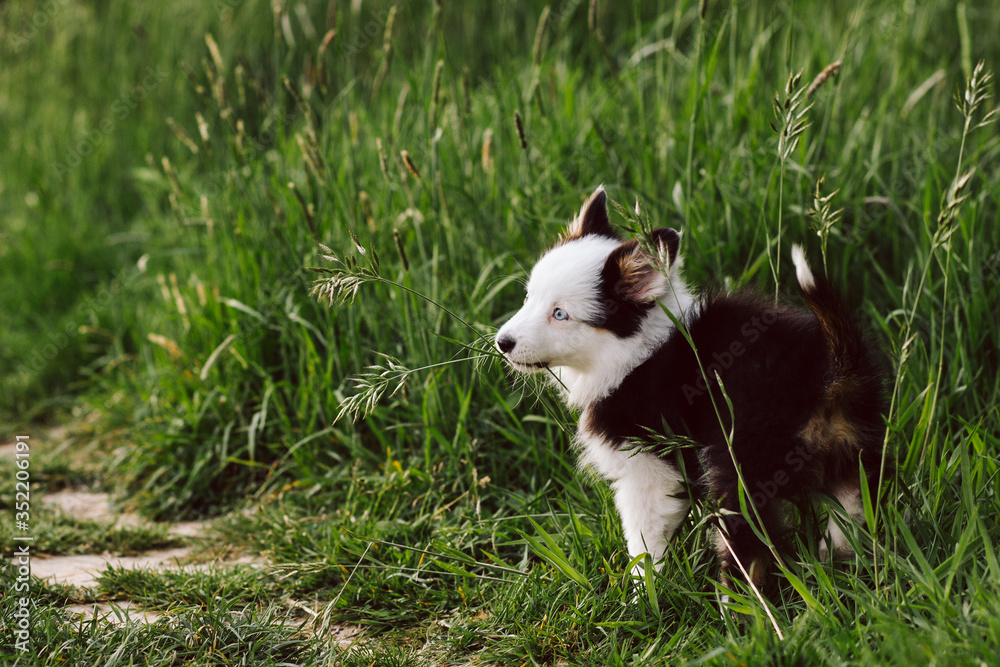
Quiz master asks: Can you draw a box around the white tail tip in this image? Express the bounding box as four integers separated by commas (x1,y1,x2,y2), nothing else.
791,244,816,292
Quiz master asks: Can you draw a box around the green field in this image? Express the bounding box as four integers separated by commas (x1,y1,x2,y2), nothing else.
3,0,1000,664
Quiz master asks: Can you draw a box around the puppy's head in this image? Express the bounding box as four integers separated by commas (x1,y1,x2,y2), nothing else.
495,186,681,374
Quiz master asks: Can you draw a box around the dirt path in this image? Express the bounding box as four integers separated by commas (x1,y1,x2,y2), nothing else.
4,429,367,651
37,488,263,624
3,430,258,626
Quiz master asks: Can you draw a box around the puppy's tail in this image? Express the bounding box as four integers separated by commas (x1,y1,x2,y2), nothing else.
791,245,868,387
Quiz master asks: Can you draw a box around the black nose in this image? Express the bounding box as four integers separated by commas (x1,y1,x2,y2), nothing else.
497,335,516,354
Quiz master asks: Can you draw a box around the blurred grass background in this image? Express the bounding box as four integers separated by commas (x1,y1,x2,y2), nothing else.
2,0,1000,663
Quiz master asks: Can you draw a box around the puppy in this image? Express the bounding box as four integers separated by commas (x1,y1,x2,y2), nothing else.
495,186,888,590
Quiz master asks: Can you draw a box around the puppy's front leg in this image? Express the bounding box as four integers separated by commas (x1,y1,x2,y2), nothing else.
610,454,689,575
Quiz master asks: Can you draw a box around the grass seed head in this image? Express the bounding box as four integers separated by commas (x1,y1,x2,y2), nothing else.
462,66,471,116
296,133,326,182
166,117,199,154
401,150,421,179
428,0,443,41
161,156,182,198
360,191,375,233
234,63,247,108
936,167,975,240
957,61,998,128
807,60,841,98
317,29,336,88
288,181,317,240
809,175,843,273
147,333,184,361
376,138,390,183
199,195,213,234
204,33,224,74
430,59,444,125
533,6,551,66
326,0,337,32
169,274,188,323
194,277,207,307
514,110,527,150
235,119,245,153
393,228,409,271
772,70,812,161
156,274,172,304
320,28,335,51
372,5,398,95
195,112,210,145
383,5,397,55
432,59,444,107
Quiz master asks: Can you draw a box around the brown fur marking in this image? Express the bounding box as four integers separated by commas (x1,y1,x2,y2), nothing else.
799,403,860,454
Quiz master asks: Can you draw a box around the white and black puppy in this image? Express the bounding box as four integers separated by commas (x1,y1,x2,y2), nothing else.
496,186,887,590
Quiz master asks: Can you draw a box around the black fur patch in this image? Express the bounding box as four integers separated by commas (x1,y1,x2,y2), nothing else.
589,228,683,338
591,247,656,338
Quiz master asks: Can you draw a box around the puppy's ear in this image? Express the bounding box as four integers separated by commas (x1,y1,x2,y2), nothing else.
603,230,681,303
650,227,681,267
604,240,667,303
562,186,618,241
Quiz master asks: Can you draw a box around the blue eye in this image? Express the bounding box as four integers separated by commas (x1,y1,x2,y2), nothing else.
553,308,568,321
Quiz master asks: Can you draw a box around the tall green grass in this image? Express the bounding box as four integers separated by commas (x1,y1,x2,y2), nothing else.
4,0,1000,663
0,0,276,423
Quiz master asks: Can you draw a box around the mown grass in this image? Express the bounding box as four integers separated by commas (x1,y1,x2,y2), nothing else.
3,0,1000,664
24,600,317,666
0,508,182,558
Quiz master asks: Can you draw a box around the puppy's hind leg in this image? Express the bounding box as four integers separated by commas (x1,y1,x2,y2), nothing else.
819,482,865,560
820,451,889,559
709,474,784,595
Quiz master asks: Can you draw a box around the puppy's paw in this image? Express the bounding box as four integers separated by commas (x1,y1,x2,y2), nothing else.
718,593,731,621
819,533,855,560
625,555,660,605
